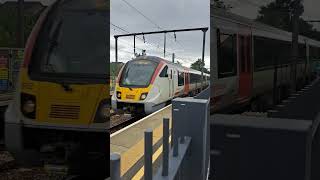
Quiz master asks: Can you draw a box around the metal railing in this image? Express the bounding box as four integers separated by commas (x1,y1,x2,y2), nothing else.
110,87,210,179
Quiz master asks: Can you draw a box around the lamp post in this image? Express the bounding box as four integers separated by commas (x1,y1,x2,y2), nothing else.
290,0,303,92
17,0,24,48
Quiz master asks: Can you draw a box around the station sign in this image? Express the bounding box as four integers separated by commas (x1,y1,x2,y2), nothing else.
0,49,24,91
0,50,9,91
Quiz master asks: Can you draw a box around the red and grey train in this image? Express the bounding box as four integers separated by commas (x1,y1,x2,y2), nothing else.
211,8,320,113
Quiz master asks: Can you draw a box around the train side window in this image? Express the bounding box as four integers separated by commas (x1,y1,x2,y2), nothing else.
178,71,184,86
299,43,306,60
217,30,237,78
254,36,294,70
254,36,273,70
310,46,320,60
190,73,195,84
317,47,320,59
159,65,168,77
310,46,315,59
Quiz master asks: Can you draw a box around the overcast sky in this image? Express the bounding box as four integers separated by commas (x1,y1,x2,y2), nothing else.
110,0,210,69
224,0,320,30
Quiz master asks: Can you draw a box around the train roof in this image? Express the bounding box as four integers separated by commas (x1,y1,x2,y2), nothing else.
132,55,210,76
211,7,320,47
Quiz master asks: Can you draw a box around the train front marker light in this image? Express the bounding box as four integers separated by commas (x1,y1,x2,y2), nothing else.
116,91,121,99
21,93,36,119
140,93,148,100
23,100,35,113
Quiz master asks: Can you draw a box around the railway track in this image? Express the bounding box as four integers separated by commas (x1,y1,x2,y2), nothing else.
109,115,139,134
109,109,146,134
109,104,173,134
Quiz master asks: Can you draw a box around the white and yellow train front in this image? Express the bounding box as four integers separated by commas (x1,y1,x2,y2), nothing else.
112,56,171,114
4,1,108,172
111,56,210,114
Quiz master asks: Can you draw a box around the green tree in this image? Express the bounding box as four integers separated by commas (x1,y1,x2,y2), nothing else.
256,0,320,40
190,59,210,73
110,62,124,77
0,3,43,47
211,0,232,10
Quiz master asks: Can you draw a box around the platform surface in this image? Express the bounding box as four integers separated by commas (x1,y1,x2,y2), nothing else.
270,77,320,120
110,105,172,179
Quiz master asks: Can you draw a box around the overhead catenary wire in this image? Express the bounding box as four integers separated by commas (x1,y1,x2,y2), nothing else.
111,22,162,49
112,38,199,65
111,22,130,33
113,1,209,67
120,0,162,29
112,38,169,56
113,27,208,70
111,22,181,59
111,45,197,65
119,0,185,50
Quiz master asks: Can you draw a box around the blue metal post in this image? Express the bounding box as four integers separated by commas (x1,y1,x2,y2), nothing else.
173,134,179,157
144,129,153,180
110,153,121,180
162,118,169,176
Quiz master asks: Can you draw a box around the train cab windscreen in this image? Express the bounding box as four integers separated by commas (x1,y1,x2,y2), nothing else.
30,0,107,80
120,60,158,87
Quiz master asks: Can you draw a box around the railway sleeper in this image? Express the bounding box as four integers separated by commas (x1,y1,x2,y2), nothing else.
116,102,145,116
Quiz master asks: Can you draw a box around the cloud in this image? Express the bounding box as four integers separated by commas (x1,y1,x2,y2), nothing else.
110,0,210,69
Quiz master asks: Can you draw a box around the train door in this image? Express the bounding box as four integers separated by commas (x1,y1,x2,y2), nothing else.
168,67,174,99
168,68,171,98
184,72,190,95
238,34,252,101
159,65,170,100
172,69,175,97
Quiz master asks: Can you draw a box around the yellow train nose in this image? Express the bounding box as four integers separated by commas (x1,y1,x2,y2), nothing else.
115,84,151,102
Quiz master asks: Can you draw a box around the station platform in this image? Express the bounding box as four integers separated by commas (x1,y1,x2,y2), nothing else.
269,77,320,120
110,105,172,179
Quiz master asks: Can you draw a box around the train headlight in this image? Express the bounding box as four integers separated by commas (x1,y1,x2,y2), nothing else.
100,104,109,118
23,100,35,113
116,91,121,99
140,93,148,100
94,99,109,123
21,93,36,119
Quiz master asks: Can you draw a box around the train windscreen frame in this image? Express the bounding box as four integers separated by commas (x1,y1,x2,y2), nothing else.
29,0,108,84
119,59,158,88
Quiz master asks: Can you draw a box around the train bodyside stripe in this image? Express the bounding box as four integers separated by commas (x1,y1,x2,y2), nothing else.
150,61,164,84
23,7,51,68
116,65,125,83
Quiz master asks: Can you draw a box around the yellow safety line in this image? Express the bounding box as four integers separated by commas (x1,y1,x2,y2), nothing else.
111,105,172,137
119,124,165,175
132,136,172,180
